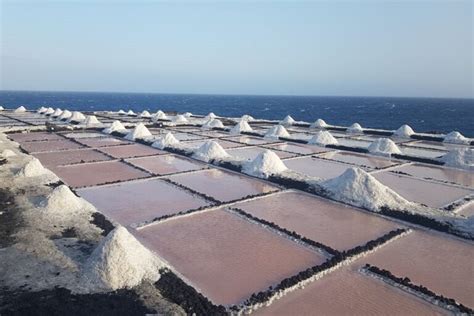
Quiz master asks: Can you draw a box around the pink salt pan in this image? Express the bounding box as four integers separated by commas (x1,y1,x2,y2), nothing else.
20,139,85,153
75,137,131,148
126,154,206,175
364,230,474,307
51,160,150,188
320,150,401,169
167,168,279,202
225,136,277,146
373,172,472,208
227,146,297,160
77,179,211,226
235,191,402,251
8,132,65,142
97,143,166,158
181,139,244,149
284,156,350,179
264,143,332,155
33,148,111,167
255,267,448,316
391,163,473,188
135,208,325,306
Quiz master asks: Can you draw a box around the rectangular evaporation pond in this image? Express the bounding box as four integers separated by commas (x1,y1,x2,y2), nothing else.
263,143,332,155
167,169,279,202
180,139,244,149
51,160,150,188
97,144,166,159
33,148,111,167
284,157,350,179
192,131,231,138
227,146,297,161
373,172,472,208
75,137,131,148
235,191,402,251
77,179,211,226
353,135,409,144
364,230,474,307
164,132,207,141
403,140,468,152
319,151,401,170
225,136,278,146
135,208,325,306
336,138,372,149
392,163,473,188
61,132,107,139
8,132,65,142
126,154,206,175
20,139,85,153
254,268,448,316
398,146,446,159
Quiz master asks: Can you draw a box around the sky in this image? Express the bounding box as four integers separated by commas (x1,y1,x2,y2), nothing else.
0,0,472,98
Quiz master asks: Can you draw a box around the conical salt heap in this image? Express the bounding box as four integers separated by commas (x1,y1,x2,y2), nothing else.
242,150,288,178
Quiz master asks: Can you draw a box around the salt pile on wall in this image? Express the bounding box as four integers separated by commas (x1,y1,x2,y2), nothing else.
16,158,58,180
230,120,253,134
0,106,3,111
84,115,102,127
52,108,63,117
264,125,290,139
152,132,179,149
173,115,188,123
68,111,86,123
443,131,470,145
321,167,413,211
206,112,217,120
124,123,152,141
139,110,151,118
347,123,363,134
58,110,72,120
308,130,338,146
152,110,168,121
126,110,136,116
394,124,415,138
192,140,230,162
310,119,328,128
201,118,224,129
240,114,254,121
439,148,474,171
280,115,295,126
118,109,126,115
368,138,402,156
1,149,17,158
44,107,55,115
183,112,193,118
81,226,164,291
40,185,95,215
37,107,47,113
242,150,288,178
102,120,126,134
14,106,27,113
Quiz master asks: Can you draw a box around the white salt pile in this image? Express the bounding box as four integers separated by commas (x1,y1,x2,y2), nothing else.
81,226,164,291
1,149,16,158
347,123,363,134
139,110,152,118
58,110,72,120
0,106,3,111
40,185,94,214
52,108,63,117
152,132,179,149
310,119,328,129
439,148,474,171
368,138,402,156
68,111,86,123
84,115,102,127
16,158,57,180
230,120,253,134
443,131,470,145
201,118,224,129
205,112,217,120
183,112,193,118
280,115,295,126
394,124,415,138
118,109,126,115
242,150,288,178
308,130,338,146
102,120,126,134
152,110,168,121
126,110,136,116
14,106,27,113
240,114,254,121
124,123,152,141
44,107,55,115
192,140,230,162
321,167,412,211
173,115,188,123
37,107,46,113
264,125,290,139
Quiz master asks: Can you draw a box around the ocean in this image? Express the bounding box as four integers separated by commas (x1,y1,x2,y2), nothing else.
1,90,473,137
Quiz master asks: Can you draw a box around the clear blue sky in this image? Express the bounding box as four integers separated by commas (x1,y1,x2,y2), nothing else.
1,0,472,98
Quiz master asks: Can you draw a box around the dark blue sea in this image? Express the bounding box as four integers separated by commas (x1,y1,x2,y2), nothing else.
1,91,473,137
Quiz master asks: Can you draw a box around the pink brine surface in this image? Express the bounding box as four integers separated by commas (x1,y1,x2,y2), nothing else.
97,143,165,158
20,139,84,153
33,149,111,167
284,157,350,179
126,154,206,175
135,208,325,306
235,191,402,250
